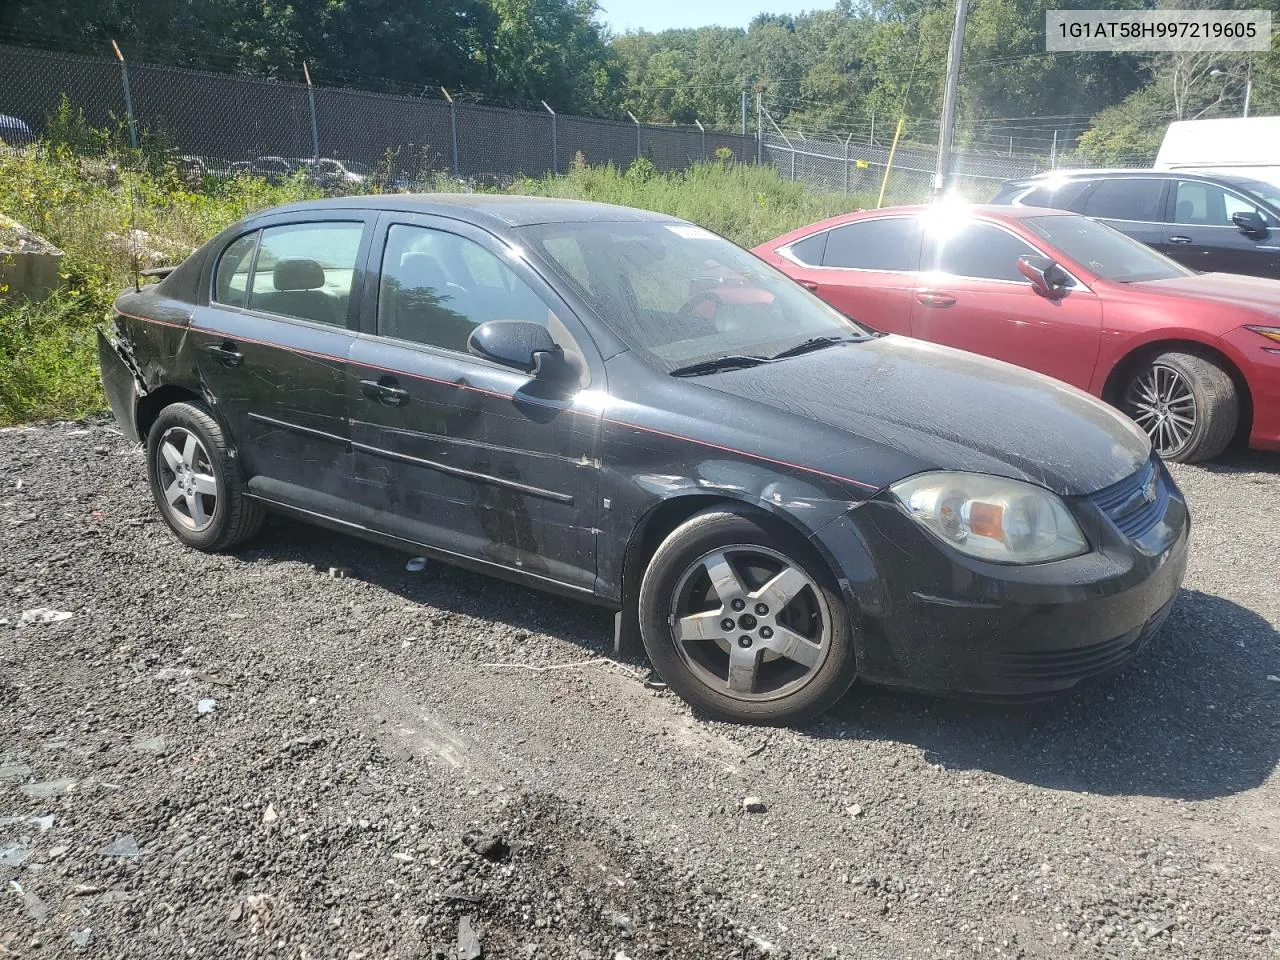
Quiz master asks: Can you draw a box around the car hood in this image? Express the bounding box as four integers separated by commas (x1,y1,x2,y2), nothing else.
699,335,1151,497
1130,272,1280,317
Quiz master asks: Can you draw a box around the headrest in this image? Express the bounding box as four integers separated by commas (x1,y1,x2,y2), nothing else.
273,258,325,291
398,252,448,290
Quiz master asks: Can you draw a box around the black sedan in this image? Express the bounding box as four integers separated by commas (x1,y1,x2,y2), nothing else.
98,195,1189,724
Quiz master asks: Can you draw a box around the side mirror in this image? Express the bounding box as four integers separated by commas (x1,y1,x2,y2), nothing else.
1232,210,1269,239
1017,254,1072,298
467,320,566,379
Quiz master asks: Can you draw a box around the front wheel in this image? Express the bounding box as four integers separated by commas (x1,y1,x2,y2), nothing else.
637,507,857,725
1122,351,1238,463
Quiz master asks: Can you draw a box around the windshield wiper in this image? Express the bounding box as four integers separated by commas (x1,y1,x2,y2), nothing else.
767,335,862,361
668,354,771,377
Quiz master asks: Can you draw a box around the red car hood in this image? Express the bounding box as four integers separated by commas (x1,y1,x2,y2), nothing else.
1128,272,1280,317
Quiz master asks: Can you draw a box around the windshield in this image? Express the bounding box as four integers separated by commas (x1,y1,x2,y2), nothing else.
1022,214,1192,283
518,221,867,371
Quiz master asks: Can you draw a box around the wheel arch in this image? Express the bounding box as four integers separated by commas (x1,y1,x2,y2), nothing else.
1101,337,1253,442
616,492,851,631
135,384,210,442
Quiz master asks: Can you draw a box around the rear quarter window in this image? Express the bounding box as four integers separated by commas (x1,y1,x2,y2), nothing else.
214,232,259,307
1019,181,1092,210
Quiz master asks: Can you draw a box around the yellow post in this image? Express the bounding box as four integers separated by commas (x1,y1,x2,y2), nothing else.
876,117,906,208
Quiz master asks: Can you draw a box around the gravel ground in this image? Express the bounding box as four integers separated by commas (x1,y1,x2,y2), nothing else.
2,420,1278,959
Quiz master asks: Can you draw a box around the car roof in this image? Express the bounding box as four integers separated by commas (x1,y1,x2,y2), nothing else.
1015,167,1242,185
261,194,684,229
758,203,1074,248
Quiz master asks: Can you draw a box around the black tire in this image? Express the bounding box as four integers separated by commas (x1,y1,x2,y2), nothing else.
146,401,264,551
1123,350,1238,464
637,506,857,725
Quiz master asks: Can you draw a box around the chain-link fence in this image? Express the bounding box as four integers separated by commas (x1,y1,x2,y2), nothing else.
0,43,756,189
759,130,1050,205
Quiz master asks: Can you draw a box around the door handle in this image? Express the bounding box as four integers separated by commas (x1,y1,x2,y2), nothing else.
1168,235,1193,244
204,342,243,367
360,378,410,407
915,291,956,308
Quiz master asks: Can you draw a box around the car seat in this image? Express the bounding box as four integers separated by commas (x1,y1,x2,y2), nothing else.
255,258,338,325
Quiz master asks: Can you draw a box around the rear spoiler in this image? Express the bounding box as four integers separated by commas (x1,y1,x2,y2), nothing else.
139,265,178,279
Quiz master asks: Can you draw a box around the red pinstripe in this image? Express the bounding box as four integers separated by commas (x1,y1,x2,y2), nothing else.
114,309,879,492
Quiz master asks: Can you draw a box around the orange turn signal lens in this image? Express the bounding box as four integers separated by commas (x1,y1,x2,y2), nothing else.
1246,325,1280,345
968,501,1005,540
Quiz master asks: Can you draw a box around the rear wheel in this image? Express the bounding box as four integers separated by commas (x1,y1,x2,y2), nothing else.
146,402,264,551
638,507,857,725
1122,351,1238,463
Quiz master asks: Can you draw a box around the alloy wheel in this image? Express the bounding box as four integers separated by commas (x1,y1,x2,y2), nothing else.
1124,363,1197,459
668,545,831,702
156,427,218,532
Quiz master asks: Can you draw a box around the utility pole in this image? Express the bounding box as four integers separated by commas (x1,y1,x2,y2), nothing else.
932,0,969,198
756,91,763,165
741,90,748,136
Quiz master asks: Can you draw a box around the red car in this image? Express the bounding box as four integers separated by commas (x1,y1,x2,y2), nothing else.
755,204,1280,463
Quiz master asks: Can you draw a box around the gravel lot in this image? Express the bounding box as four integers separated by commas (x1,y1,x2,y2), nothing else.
2,420,1278,959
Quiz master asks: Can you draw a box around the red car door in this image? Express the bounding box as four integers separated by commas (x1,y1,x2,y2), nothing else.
911,219,1102,390
771,216,924,334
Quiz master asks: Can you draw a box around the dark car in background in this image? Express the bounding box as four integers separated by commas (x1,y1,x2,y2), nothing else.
99,196,1188,724
0,113,33,145
992,169,1280,279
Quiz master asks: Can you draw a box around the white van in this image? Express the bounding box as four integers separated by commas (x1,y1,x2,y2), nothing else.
1155,117,1280,189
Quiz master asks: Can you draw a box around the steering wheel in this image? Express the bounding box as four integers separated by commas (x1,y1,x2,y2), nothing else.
676,289,729,330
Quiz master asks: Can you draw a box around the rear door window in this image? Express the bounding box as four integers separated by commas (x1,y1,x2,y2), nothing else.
1019,180,1091,210
245,222,364,326
1080,179,1166,222
821,217,923,271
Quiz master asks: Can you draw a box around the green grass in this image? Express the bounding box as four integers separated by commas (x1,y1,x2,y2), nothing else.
0,147,869,425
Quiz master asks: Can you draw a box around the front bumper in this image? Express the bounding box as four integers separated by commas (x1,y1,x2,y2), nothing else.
818,459,1190,698
1217,326,1280,451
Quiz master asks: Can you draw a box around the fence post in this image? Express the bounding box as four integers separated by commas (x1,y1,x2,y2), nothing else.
1050,129,1058,169
756,92,762,165
741,91,748,137
695,119,705,162
627,111,641,159
442,87,460,178
541,101,557,174
303,62,320,160
870,112,875,147
762,105,797,181
843,131,853,194
111,40,138,149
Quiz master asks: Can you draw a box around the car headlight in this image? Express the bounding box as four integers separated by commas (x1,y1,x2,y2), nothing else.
889,472,1088,564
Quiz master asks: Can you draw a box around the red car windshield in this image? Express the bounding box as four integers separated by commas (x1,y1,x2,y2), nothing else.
520,221,867,370
1023,214,1192,283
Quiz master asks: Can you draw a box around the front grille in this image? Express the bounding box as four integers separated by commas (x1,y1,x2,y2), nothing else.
986,597,1175,682
1091,458,1168,540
